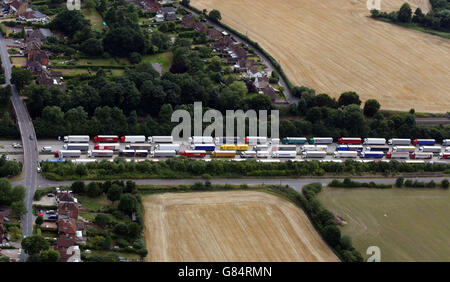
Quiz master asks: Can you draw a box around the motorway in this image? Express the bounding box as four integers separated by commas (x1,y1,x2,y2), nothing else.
0,33,39,261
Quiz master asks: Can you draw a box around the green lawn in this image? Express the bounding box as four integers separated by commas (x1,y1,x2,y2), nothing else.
78,195,110,212
318,187,450,262
141,52,173,72
11,56,26,66
82,8,104,32
53,68,91,76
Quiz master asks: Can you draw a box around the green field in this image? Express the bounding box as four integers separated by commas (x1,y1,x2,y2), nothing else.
141,52,173,72
318,187,450,262
82,8,104,32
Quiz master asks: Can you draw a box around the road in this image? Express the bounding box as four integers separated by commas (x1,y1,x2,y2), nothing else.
0,33,39,261
182,4,298,105
416,117,450,125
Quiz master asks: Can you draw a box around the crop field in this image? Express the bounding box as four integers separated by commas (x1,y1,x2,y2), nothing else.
318,187,450,262
143,190,338,262
192,0,450,112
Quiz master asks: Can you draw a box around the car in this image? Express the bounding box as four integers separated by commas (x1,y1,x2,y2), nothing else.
29,135,34,140
37,167,41,173
39,210,44,216
46,210,55,214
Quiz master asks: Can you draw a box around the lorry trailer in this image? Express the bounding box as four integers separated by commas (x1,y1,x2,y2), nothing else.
301,145,327,152
236,144,249,151
220,144,236,151
54,150,81,158
180,150,207,158
93,135,119,143
153,150,177,158
191,144,216,151
360,151,385,159
244,136,267,145
73,159,97,165
386,152,409,159
411,152,433,159
214,137,242,144
338,137,362,144
439,153,450,159
276,145,297,151
94,143,120,150
412,139,436,146
388,138,411,145
189,136,214,144
363,138,386,145
365,146,390,152
212,150,236,158
333,151,358,158
240,150,257,158
63,143,89,151
126,144,152,150
393,146,416,152
256,151,270,158
155,143,180,152
282,137,307,145
148,136,173,143
302,151,327,158
442,139,450,146
120,135,146,143
88,150,114,157
254,145,269,151
63,135,89,143
119,150,136,157
419,146,442,153
308,137,333,144
273,151,297,158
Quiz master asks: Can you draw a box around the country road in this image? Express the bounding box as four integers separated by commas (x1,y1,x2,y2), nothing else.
0,33,39,262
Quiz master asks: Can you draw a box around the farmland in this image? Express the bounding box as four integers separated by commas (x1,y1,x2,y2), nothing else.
191,0,450,112
318,187,450,262
143,190,338,262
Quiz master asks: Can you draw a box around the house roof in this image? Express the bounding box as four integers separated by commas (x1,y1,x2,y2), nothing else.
207,28,222,40
181,14,196,27
9,0,26,11
165,13,177,21
57,191,74,202
256,76,270,89
56,235,75,248
262,86,277,102
194,22,207,33
161,7,175,14
58,202,78,219
58,218,77,235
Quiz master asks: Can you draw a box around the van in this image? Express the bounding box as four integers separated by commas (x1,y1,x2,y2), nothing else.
41,146,52,152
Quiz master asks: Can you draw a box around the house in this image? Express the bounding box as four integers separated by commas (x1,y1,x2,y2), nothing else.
25,38,42,52
230,44,247,60
27,49,49,65
262,86,278,103
140,0,161,12
9,0,27,15
56,191,74,203
18,9,49,23
164,12,177,21
55,235,75,262
58,218,77,238
161,7,177,21
213,36,233,51
254,76,270,89
181,14,196,27
26,60,43,74
247,65,264,78
58,202,79,219
39,68,64,88
207,28,222,41
194,22,207,33
237,58,254,72
27,28,53,41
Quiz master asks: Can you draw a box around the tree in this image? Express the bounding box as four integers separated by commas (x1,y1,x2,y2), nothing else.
94,214,111,228
118,194,138,215
21,235,50,255
181,0,190,6
129,52,142,65
0,178,12,205
10,185,25,202
11,201,26,218
84,0,96,11
103,27,146,57
338,91,361,107
107,184,122,202
113,223,128,236
127,222,141,238
71,181,85,195
87,182,102,198
11,67,32,90
80,38,104,56
322,225,341,247
442,179,449,189
398,3,412,23
50,9,90,36
35,215,44,226
364,99,380,117
340,235,353,250
396,177,404,188
102,235,112,250
208,9,222,22
40,249,60,262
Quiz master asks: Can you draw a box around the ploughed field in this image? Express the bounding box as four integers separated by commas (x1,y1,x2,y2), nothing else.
143,190,338,262
318,187,450,262
192,0,450,113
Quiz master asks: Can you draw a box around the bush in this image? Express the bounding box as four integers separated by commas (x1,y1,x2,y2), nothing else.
395,177,404,188
441,179,449,189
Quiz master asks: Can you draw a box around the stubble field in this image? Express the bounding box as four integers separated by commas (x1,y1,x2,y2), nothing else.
192,0,450,112
143,190,338,262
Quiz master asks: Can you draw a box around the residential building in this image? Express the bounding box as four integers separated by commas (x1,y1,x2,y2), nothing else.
58,218,77,239
181,14,195,27
58,202,79,219
9,0,27,15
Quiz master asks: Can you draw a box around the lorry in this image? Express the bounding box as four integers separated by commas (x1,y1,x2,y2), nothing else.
348,145,364,152
412,139,436,146
363,138,386,145
337,137,362,144
273,151,297,158
270,138,280,145
388,138,411,145
254,145,269,152
120,135,146,143
63,143,89,151
155,143,180,152
119,150,136,157
94,143,120,150
153,150,177,158
240,150,256,158
41,146,52,152
236,144,249,151
419,146,442,153
63,135,90,143
54,150,81,158
212,150,236,158
220,144,236,151
148,136,173,143
386,152,409,159
256,150,270,158
365,146,390,152
301,145,327,152
190,143,216,151
282,137,307,145
93,135,119,143
439,153,450,159
308,137,333,144
189,136,214,144
214,137,241,144
333,151,358,158
411,152,433,159
126,144,152,150
360,151,384,159
44,158,66,163
302,151,327,158
276,145,297,151
134,150,149,158
442,139,450,146
393,146,416,152
88,150,114,158
180,150,207,158
244,136,267,145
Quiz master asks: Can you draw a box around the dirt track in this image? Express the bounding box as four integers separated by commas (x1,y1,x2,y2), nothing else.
143,191,338,262
192,0,450,113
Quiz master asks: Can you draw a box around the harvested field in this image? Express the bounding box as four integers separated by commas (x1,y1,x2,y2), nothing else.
318,187,450,262
143,190,338,262
192,0,450,113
